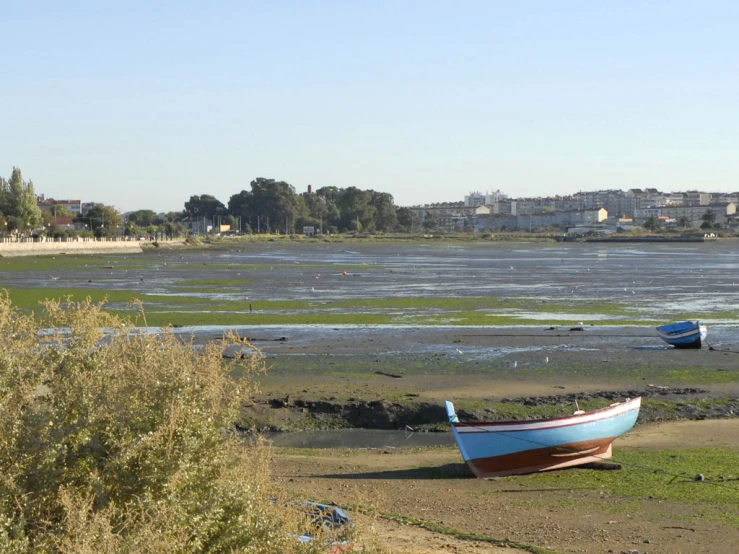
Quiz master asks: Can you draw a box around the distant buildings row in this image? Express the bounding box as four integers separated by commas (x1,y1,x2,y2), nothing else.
33,196,102,231
36,196,98,216
413,189,738,232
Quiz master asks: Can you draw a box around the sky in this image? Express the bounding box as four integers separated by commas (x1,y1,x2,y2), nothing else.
2,1,739,213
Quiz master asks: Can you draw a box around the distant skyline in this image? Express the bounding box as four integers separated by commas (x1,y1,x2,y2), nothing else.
3,1,739,213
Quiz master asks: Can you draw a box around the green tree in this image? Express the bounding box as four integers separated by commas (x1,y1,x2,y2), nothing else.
0,176,8,215
84,205,122,237
312,187,342,228
2,168,43,231
184,195,227,220
423,211,440,231
161,210,184,223
228,190,255,230
396,207,420,232
127,209,157,227
300,192,329,229
701,209,717,228
336,187,374,231
249,178,305,234
676,215,691,228
369,191,397,232
643,216,663,232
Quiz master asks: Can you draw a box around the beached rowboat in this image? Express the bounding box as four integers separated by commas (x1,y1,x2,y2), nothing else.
656,320,707,349
445,397,641,478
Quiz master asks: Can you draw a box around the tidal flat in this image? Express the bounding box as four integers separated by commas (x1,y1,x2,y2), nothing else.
1,239,739,327
2,238,739,552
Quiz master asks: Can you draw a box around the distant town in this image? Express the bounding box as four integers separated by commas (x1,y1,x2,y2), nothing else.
410,188,738,235
2,167,737,238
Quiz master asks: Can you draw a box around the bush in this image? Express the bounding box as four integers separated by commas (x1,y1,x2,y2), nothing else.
0,295,337,553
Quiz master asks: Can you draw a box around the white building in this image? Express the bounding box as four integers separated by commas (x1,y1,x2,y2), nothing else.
464,190,507,207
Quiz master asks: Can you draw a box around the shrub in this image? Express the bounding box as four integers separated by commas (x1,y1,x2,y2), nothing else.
0,294,335,553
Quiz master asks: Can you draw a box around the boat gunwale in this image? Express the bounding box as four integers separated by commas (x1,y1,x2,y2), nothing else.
451,397,641,431
656,321,705,337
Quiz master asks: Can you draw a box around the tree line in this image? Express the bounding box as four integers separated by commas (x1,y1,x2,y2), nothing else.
185,178,420,234
3,169,422,238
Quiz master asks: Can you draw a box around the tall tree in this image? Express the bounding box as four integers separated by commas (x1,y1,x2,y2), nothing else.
396,207,420,232
3,168,42,231
643,216,663,232
184,195,227,220
228,190,254,229
84,204,122,237
336,187,374,231
0,177,8,215
127,209,158,227
369,191,397,232
249,178,305,233
423,211,439,231
311,186,342,228
701,209,717,227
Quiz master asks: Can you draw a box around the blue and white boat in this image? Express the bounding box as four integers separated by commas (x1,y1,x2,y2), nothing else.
445,397,641,478
656,320,707,349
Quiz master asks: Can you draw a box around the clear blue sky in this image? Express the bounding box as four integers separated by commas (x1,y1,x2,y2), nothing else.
2,1,738,213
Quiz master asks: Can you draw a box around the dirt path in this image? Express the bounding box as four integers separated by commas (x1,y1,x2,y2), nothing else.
273,420,739,554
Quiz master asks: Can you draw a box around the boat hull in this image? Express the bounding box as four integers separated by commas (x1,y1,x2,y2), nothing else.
656,321,707,349
465,439,614,478
447,398,640,478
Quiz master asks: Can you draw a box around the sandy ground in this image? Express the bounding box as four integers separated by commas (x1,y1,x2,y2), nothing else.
274,420,739,554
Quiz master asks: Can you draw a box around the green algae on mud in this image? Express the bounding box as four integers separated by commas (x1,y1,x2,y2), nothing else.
0,287,665,327
0,255,152,272
516,448,739,521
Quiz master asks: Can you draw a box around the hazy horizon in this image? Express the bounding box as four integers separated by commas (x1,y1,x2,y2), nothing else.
3,1,739,213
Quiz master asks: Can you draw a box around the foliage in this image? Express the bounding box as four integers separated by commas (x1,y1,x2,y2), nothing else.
642,216,663,232
423,211,439,231
184,195,227,220
395,207,420,232
0,167,43,232
369,192,396,232
676,215,691,228
126,209,158,227
81,204,123,237
0,295,339,552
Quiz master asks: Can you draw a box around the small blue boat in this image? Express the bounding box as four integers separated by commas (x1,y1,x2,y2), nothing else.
656,320,707,349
